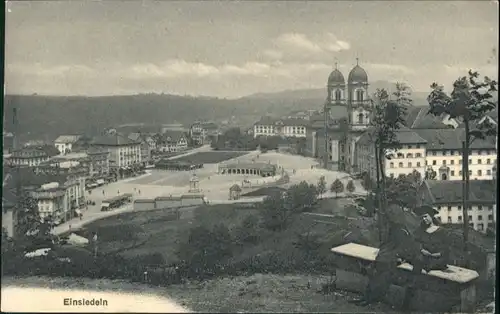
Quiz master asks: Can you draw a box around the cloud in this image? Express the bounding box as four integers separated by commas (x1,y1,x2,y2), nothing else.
364,63,415,75
261,49,284,60
8,63,95,77
274,32,351,55
277,33,323,53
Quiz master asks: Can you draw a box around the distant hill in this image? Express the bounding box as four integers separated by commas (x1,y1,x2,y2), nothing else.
243,80,430,107
3,82,436,143
3,94,322,143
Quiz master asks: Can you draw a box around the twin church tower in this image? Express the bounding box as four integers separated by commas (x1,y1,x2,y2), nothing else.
309,59,372,172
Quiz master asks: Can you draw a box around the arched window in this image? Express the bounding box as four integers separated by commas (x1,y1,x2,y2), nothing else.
357,89,364,102
441,173,448,181
358,113,364,124
335,89,342,101
406,153,413,158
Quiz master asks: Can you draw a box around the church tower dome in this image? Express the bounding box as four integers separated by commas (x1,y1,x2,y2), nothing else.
328,68,345,87
348,61,368,84
326,63,346,106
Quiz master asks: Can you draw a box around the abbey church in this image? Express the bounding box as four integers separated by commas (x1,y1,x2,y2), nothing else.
305,59,372,172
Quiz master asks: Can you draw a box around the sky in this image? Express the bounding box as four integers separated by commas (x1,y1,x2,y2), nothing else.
5,1,499,98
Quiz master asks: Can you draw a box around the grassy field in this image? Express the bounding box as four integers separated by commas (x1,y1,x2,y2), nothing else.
174,151,249,164
312,197,360,217
1,275,393,313
79,204,261,263
79,197,379,262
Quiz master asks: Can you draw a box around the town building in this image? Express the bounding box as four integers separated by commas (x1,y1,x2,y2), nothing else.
355,128,497,181
190,121,219,145
155,131,188,152
253,117,309,138
54,135,81,155
128,132,152,165
160,123,187,133
34,162,87,211
91,134,141,179
7,145,60,167
86,147,111,177
3,131,15,154
145,134,157,152
417,179,497,233
218,162,277,177
356,127,429,179
305,60,372,171
2,188,18,238
3,168,82,223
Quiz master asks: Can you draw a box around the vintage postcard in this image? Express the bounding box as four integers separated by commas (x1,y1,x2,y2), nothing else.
2,1,497,313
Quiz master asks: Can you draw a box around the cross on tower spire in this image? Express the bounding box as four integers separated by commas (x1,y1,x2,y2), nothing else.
335,62,338,70
356,58,359,66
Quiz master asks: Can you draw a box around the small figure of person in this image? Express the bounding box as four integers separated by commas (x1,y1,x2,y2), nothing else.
102,190,105,195
350,204,420,308
401,205,450,311
79,213,83,220
138,190,141,195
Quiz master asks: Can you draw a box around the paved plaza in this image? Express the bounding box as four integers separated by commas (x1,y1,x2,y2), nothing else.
124,150,366,201
53,150,366,235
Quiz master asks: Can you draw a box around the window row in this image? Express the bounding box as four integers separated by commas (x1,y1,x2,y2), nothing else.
441,214,494,222
430,150,494,156
430,158,495,166
396,153,423,158
437,205,494,211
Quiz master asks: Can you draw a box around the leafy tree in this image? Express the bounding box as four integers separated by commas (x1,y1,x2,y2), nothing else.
330,179,344,198
427,70,497,249
234,215,261,244
346,180,356,194
424,167,437,180
285,181,318,212
385,173,421,210
316,176,327,196
360,172,375,192
369,85,408,241
259,181,316,230
177,223,234,276
259,193,290,231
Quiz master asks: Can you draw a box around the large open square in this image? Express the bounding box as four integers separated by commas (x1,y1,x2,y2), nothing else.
119,150,365,202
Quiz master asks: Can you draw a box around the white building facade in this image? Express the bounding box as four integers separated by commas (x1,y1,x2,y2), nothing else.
253,117,308,138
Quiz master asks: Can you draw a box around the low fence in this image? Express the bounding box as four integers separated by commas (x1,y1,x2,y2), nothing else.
133,194,206,211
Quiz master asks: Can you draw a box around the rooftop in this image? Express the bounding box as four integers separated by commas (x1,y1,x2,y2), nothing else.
254,116,311,127
158,130,187,143
3,167,71,190
219,162,277,171
52,152,88,160
92,134,140,146
413,128,496,150
356,128,427,145
241,186,287,197
422,180,496,204
54,135,81,144
404,107,450,129
10,145,60,158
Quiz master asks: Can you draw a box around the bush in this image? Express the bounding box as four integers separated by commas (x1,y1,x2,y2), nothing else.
234,215,261,245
